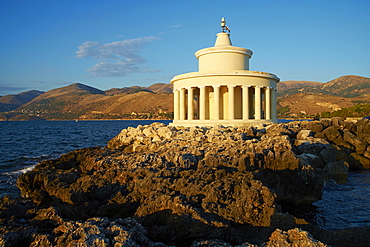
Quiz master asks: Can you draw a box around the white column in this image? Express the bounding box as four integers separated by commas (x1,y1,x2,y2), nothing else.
213,85,220,120
255,86,262,120
179,88,186,120
187,87,194,120
265,87,271,120
271,88,277,121
228,85,236,120
199,86,206,120
173,89,179,120
242,85,250,120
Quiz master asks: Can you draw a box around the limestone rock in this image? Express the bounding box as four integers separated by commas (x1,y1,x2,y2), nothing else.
348,153,370,169
343,130,368,154
305,121,324,133
190,228,327,247
3,119,369,246
266,228,327,247
319,147,337,164
322,126,341,142
30,217,167,247
297,130,311,140
297,153,325,169
323,161,349,183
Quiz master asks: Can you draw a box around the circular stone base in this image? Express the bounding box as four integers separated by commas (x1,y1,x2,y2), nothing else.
170,119,277,127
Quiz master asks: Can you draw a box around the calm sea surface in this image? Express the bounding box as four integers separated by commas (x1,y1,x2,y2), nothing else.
0,120,369,230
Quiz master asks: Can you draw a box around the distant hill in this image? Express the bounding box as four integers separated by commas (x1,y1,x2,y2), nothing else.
105,83,172,95
105,86,151,96
147,83,173,94
277,80,322,92
32,83,105,100
2,83,173,120
321,75,370,97
277,75,370,118
0,76,368,120
0,90,44,112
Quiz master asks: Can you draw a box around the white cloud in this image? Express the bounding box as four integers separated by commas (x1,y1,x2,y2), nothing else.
168,24,182,29
87,61,139,77
76,36,159,77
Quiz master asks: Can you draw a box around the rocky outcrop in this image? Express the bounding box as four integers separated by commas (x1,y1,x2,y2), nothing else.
302,118,370,169
1,118,369,246
191,228,327,247
30,216,167,247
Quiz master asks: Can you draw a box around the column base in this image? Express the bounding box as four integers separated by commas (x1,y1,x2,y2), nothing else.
170,119,277,127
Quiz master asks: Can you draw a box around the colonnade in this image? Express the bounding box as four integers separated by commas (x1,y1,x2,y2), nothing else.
173,84,277,121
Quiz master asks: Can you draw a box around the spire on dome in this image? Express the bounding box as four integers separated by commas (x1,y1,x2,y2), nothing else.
214,32,232,46
221,17,230,33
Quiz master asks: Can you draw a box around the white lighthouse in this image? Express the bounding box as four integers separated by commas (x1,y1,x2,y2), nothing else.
171,18,279,127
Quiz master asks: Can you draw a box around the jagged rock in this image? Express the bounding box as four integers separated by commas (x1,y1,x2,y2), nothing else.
331,117,345,129
191,239,258,246
322,126,342,143
294,140,329,156
356,119,370,144
30,217,167,247
2,119,368,246
323,160,349,183
318,146,337,164
297,130,311,140
304,121,324,133
348,153,370,169
297,153,326,169
15,123,329,245
343,130,368,154
266,228,327,247
364,150,370,159
191,228,327,247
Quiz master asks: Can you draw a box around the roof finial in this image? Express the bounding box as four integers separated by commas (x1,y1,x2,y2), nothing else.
221,17,230,33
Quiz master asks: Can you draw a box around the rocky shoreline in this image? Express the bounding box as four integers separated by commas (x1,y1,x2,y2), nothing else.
1,118,370,246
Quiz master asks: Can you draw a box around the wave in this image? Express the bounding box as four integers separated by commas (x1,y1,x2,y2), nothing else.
3,164,37,176
1,154,60,177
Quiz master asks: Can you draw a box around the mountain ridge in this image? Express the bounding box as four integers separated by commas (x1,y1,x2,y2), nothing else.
0,75,369,120
0,90,44,112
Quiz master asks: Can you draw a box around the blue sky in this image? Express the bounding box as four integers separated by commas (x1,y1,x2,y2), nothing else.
0,0,369,96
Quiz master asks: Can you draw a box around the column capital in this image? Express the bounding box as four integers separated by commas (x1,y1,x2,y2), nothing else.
227,85,237,88
213,85,221,88
199,85,206,88
242,85,251,89
255,85,263,89
186,87,193,90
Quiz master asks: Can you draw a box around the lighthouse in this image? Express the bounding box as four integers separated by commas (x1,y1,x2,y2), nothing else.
170,18,279,127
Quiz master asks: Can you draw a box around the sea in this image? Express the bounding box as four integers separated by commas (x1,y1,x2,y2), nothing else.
0,120,369,230
0,120,171,198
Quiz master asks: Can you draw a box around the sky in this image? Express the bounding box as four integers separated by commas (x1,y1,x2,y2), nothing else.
0,0,369,96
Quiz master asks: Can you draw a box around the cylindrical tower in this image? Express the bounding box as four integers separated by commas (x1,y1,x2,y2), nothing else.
195,32,253,72
170,18,279,127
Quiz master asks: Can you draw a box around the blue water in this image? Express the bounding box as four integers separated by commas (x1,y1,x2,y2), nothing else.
0,120,369,230
0,120,171,197
312,170,370,230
